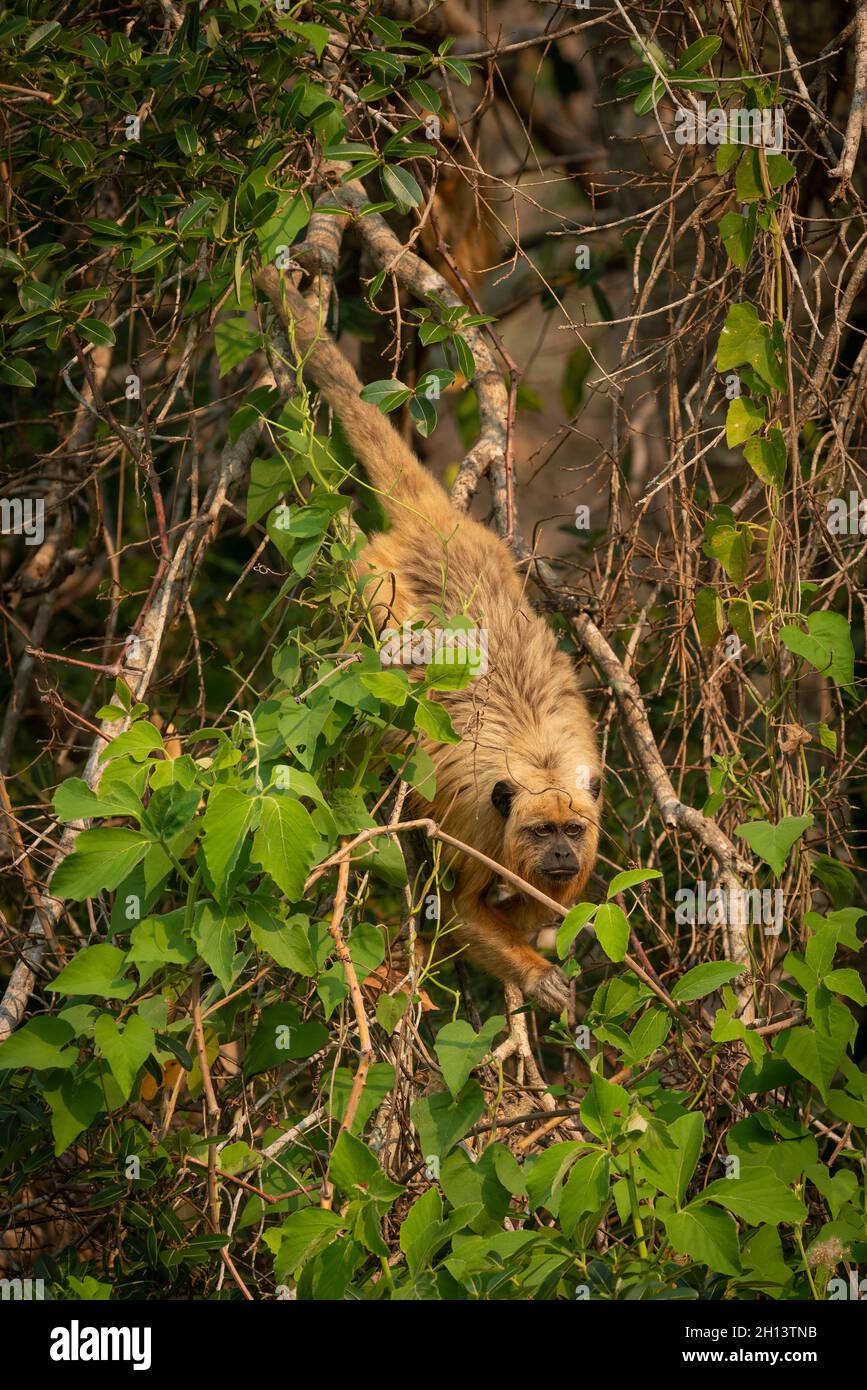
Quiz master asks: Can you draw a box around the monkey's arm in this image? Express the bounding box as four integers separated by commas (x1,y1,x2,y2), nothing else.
450,891,570,1012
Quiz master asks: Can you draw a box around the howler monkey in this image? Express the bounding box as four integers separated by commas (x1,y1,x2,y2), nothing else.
256,268,602,1012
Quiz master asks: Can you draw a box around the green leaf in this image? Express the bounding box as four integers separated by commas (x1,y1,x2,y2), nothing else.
671,959,747,1002
247,905,316,975
434,1015,505,1097
244,1004,328,1075
743,426,786,488
775,1019,852,1099
381,164,423,212
779,612,854,689
79,318,116,348
93,1013,154,1100
265,1209,345,1281
580,1072,629,1142
202,787,257,894
192,902,244,992
694,587,725,646
703,510,753,585
214,317,261,377
675,36,722,71
175,122,199,156
0,356,37,388
376,990,409,1034
251,792,319,901
607,868,662,897
358,378,412,412
98,719,163,763
637,1110,704,1203
559,1151,610,1235
53,777,142,823
593,902,630,963
414,696,461,744
664,1204,741,1276
411,1080,485,1159
699,1165,807,1224
719,209,757,269
52,828,151,900
726,396,764,447
45,1074,104,1156
329,1130,384,1193
622,1006,672,1063
822,968,867,1006
0,1017,77,1071
734,814,813,877
556,902,597,958
766,154,796,189
48,943,134,1000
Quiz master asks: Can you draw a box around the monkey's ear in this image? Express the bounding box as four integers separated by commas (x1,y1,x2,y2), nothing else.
589,775,602,800
491,779,517,819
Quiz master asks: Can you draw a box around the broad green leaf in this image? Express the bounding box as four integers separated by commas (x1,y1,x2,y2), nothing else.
48,943,134,1000
358,378,412,412
699,1165,807,1224
694,587,725,646
202,786,257,894
664,1204,741,1276
719,208,756,269
247,904,316,974
411,1080,485,1159
192,902,244,992
556,902,597,958
381,164,423,212
779,612,854,689
45,1074,104,1156
638,1110,704,1204
622,1006,672,1063
251,792,320,900
580,1072,628,1142
434,1015,505,1097
51,828,151,900
744,427,786,488
726,396,764,447
53,777,142,823
415,696,461,744
559,1151,610,1235
265,1209,345,1281
671,960,747,1002
593,902,630,962
0,1017,77,1071
98,719,163,764
734,814,813,877
93,1013,154,1100
703,510,753,585
607,868,662,897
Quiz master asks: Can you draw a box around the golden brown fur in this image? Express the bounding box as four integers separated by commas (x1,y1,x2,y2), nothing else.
256,268,602,1011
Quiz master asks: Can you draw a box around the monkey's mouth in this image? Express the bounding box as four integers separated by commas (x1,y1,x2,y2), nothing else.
540,867,580,883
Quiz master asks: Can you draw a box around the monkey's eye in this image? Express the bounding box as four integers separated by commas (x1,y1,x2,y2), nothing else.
565,822,586,838
532,824,553,838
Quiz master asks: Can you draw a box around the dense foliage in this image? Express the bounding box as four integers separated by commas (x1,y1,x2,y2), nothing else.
1,0,866,1302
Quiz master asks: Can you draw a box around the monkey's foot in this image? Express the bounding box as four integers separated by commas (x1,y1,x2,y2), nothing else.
527,965,570,1013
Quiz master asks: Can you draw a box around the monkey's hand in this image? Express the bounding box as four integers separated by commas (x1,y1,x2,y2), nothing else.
526,965,570,1014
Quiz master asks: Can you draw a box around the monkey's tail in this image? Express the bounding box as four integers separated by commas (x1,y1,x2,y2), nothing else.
255,267,451,525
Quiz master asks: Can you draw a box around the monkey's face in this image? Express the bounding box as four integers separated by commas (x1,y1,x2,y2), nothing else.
491,780,600,903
